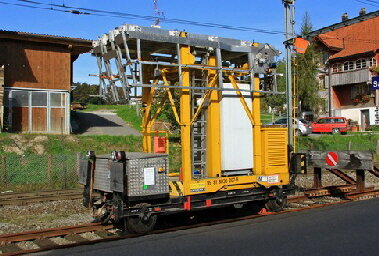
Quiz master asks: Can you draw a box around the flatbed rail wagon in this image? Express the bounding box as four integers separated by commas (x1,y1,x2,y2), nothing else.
79,24,303,234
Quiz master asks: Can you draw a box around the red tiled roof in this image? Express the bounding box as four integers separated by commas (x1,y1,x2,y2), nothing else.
315,16,379,60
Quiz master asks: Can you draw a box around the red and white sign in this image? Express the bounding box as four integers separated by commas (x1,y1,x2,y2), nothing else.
325,152,339,167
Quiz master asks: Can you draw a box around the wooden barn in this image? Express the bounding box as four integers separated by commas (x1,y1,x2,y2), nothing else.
0,30,92,134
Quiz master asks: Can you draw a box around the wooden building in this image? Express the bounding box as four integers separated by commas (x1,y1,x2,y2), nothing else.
0,30,92,134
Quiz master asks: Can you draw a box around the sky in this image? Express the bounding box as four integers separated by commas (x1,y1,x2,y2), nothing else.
0,0,378,84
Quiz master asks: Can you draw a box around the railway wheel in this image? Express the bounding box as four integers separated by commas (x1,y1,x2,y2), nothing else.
265,189,287,212
126,204,157,234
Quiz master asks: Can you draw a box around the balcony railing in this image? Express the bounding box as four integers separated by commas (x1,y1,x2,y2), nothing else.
330,68,371,86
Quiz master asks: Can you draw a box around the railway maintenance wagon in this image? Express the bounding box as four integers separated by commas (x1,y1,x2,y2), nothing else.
79,24,302,234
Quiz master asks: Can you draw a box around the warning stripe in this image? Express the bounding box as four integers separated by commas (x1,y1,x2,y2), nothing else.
327,153,337,166
169,181,184,196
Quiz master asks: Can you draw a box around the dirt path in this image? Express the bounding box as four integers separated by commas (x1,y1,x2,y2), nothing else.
74,111,140,136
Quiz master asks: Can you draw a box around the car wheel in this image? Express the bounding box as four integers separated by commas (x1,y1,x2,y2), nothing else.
295,129,302,136
332,128,340,135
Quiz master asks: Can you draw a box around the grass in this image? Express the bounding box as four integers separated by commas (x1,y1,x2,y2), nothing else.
296,134,379,153
261,113,280,124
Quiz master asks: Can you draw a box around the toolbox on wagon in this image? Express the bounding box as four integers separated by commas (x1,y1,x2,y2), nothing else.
79,151,169,201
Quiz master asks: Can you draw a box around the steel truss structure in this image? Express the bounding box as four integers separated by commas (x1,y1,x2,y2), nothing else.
92,24,290,196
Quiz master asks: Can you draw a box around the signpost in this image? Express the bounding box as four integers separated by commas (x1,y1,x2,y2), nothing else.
372,76,379,90
373,76,379,124
325,152,339,167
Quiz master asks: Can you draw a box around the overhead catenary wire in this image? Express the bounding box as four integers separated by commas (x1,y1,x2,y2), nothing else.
0,0,285,35
2,0,378,45
358,0,379,6
1,0,378,45
354,0,379,8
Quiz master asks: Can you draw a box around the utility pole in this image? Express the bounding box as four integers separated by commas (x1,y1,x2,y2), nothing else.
283,0,295,149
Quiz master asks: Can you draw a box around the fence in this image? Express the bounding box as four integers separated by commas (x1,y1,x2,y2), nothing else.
0,153,81,192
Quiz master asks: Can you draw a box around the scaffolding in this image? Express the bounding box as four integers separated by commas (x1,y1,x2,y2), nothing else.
92,24,288,195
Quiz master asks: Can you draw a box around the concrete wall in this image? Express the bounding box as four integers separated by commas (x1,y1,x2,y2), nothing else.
340,107,377,125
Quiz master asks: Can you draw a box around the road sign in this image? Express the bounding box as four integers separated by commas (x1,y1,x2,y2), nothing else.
372,76,379,90
325,152,339,167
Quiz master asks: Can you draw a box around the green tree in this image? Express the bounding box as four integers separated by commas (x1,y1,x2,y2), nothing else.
151,88,180,132
301,11,313,36
72,82,104,104
295,12,322,112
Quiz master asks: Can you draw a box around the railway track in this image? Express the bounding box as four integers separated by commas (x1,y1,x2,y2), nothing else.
0,189,83,206
1,188,379,256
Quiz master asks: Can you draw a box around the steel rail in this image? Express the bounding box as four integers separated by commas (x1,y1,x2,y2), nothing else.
2,192,379,255
0,189,83,206
0,223,112,245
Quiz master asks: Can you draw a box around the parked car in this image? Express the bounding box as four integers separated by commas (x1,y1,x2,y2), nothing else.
312,117,349,135
267,117,312,136
71,102,87,111
299,111,315,122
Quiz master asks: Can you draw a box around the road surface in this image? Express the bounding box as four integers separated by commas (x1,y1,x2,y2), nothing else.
73,111,140,136
38,198,379,256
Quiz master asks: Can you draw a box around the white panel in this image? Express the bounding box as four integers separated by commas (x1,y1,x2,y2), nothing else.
340,107,376,125
220,83,253,170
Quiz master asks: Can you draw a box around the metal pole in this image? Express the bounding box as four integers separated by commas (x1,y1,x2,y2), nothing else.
328,67,332,117
283,0,295,148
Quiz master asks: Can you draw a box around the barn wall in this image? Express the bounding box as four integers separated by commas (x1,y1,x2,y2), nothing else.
0,40,71,91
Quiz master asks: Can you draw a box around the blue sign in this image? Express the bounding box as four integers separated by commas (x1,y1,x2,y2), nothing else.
372,76,379,90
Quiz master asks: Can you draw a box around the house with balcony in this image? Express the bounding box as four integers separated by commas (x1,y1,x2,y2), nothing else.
309,9,379,130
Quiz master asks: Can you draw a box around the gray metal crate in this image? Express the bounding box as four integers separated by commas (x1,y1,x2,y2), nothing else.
93,152,169,199
93,157,112,192
124,152,169,198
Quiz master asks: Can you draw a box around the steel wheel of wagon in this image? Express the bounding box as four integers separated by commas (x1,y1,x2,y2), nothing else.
265,189,287,212
126,204,157,234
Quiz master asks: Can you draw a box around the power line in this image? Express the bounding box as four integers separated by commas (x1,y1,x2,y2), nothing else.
354,0,379,8
361,0,379,5
9,0,285,35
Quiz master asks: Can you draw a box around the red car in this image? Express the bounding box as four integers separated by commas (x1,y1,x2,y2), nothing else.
312,117,350,135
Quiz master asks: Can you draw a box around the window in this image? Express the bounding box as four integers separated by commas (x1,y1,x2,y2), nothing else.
274,118,287,125
356,59,367,69
332,63,343,73
362,59,367,68
334,118,344,123
51,93,66,107
369,58,377,67
344,61,354,71
31,92,47,107
12,91,29,107
317,118,327,124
